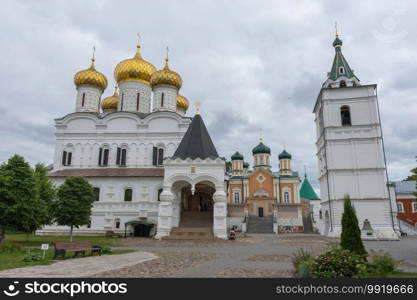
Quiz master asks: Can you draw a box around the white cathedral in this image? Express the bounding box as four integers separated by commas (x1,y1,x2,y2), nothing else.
39,33,399,240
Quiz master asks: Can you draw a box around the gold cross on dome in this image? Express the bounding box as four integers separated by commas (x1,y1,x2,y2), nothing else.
136,33,141,46
92,45,96,62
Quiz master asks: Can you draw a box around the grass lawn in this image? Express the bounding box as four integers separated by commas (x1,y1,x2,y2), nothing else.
0,233,132,271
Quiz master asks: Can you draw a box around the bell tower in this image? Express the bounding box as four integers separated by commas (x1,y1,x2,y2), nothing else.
313,32,398,240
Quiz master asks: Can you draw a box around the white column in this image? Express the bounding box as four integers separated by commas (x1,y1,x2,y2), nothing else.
155,186,174,239
213,185,227,239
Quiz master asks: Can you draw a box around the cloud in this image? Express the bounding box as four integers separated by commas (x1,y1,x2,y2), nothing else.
0,0,416,189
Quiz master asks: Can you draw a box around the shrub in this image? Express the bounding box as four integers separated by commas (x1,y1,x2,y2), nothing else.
0,242,24,253
22,250,43,262
292,248,313,269
296,259,314,278
311,247,366,278
292,249,314,278
365,250,398,276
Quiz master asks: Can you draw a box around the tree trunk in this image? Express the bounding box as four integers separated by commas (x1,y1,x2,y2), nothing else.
70,225,74,242
25,232,30,244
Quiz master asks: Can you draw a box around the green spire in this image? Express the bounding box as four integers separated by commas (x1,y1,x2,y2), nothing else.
300,174,319,200
328,34,358,81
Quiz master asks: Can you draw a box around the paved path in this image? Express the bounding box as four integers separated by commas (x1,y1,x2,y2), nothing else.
0,252,156,278
116,234,329,277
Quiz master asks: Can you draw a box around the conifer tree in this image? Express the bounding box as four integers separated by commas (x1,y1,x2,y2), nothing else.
54,176,95,241
340,194,367,256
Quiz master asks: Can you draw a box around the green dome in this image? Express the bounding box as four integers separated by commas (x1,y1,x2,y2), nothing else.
231,151,244,160
252,142,271,155
333,35,343,48
279,150,291,159
243,162,249,168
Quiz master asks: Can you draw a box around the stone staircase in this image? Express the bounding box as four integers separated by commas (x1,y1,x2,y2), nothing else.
165,211,214,240
246,215,273,233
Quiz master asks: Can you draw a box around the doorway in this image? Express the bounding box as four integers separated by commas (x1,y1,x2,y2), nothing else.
134,224,151,237
258,207,264,217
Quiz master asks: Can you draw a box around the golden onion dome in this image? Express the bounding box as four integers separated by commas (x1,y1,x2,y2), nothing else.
114,45,156,84
150,58,182,89
101,86,119,112
176,94,189,112
74,58,108,91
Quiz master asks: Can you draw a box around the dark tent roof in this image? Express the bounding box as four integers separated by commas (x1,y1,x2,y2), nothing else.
172,113,219,160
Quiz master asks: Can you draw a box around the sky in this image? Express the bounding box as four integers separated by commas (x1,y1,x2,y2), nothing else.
0,0,416,190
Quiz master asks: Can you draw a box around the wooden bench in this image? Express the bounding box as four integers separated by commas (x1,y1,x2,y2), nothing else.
54,241,102,259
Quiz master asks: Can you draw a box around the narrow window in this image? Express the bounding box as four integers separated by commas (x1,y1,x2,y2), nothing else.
284,191,290,203
124,188,132,202
152,147,158,166
98,148,103,165
120,93,124,111
340,105,351,126
157,148,164,166
158,188,163,201
161,93,164,108
412,202,417,213
81,93,86,107
115,219,120,229
93,187,100,202
103,148,109,166
116,147,121,165
136,93,140,111
121,148,127,166
67,152,72,166
339,67,344,74
62,151,67,166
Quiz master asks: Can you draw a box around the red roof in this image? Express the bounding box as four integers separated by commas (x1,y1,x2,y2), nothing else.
49,168,164,177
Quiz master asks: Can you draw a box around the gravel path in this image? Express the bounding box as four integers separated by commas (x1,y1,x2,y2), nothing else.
0,252,156,278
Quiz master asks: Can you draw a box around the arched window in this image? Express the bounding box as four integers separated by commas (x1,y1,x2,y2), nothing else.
234,192,240,204
339,67,344,74
340,105,351,126
124,188,133,202
93,187,100,202
152,146,164,166
283,191,290,203
340,80,346,87
157,188,163,201
116,146,127,166
120,93,124,111
98,146,109,166
62,146,73,166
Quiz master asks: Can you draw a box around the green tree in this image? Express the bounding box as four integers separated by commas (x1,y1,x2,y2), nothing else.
0,173,12,242
340,194,367,256
34,163,56,225
0,155,47,242
404,156,417,181
54,176,95,241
